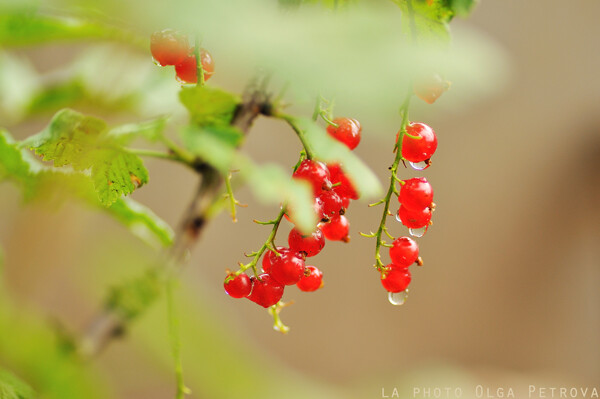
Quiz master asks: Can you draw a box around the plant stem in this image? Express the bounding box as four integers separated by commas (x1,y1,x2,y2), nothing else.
166,278,187,399
240,208,285,276
277,114,315,160
195,36,205,87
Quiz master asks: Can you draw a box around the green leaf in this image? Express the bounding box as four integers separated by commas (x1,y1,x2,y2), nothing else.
448,0,478,17
0,129,33,186
106,198,175,247
182,125,316,232
24,109,149,206
0,370,35,399
107,116,168,144
179,86,241,127
398,0,454,42
288,117,382,198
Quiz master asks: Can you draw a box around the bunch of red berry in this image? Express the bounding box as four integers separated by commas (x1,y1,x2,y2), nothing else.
150,29,214,84
224,117,362,308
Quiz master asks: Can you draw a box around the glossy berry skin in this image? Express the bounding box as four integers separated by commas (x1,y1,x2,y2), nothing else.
389,237,419,267
328,163,359,200
174,48,214,84
413,74,449,104
381,264,412,293
292,160,331,195
223,273,252,298
320,215,350,242
288,227,325,257
296,266,323,292
318,190,343,218
397,205,432,229
326,117,362,150
268,250,306,286
399,177,434,211
150,29,189,66
262,246,291,274
401,122,438,163
247,274,284,308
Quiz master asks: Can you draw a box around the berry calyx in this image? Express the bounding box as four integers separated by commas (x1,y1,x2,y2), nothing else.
247,274,285,308
268,250,306,286
288,227,325,257
318,190,343,218
413,73,450,104
319,215,350,242
381,265,412,293
389,237,419,267
150,29,189,66
326,117,362,150
401,122,438,163
223,272,252,298
174,48,215,84
296,266,324,292
328,163,359,200
292,160,332,195
399,177,434,211
397,205,432,229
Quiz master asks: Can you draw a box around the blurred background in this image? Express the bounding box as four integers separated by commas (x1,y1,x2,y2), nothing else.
0,0,599,398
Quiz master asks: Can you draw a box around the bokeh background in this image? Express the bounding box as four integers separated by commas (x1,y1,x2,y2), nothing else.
0,0,599,398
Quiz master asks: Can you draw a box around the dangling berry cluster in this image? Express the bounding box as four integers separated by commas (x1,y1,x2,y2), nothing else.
150,29,214,84
223,115,362,328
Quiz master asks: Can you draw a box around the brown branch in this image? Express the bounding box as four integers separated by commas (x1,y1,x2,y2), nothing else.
78,84,269,358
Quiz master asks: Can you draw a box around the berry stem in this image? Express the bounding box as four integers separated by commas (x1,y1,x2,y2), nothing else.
195,35,205,87
268,301,291,334
276,113,315,160
224,171,245,223
239,207,286,276
372,93,412,270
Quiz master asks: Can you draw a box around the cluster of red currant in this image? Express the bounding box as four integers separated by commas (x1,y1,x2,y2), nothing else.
224,117,363,308
150,29,214,84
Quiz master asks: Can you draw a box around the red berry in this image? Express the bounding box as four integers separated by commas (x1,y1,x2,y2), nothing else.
318,190,343,218
326,117,361,150
401,122,438,163
319,215,350,242
223,272,252,298
288,227,325,257
174,48,215,84
397,205,432,229
150,29,189,66
296,266,324,292
381,265,412,293
285,197,325,225
328,163,359,200
268,250,305,286
262,246,291,274
247,274,285,308
399,177,433,211
413,74,449,104
292,160,331,195
389,237,419,267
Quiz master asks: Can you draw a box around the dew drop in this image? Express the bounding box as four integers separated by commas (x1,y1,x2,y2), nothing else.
409,160,430,171
388,290,408,306
409,226,427,238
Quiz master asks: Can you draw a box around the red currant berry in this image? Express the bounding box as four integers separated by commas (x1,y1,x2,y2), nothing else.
285,197,326,225
413,73,449,104
292,160,332,195
174,48,214,84
399,177,434,211
326,117,362,150
247,274,284,308
268,250,306,286
262,246,291,274
397,205,432,229
223,272,252,298
318,190,343,218
381,265,412,293
288,227,325,257
296,266,324,292
389,237,419,267
150,29,189,66
319,215,350,242
328,163,359,200
401,122,438,163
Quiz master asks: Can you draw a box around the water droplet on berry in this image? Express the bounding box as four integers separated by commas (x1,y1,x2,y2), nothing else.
388,290,408,306
409,161,430,171
395,212,402,223
409,226,427,238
